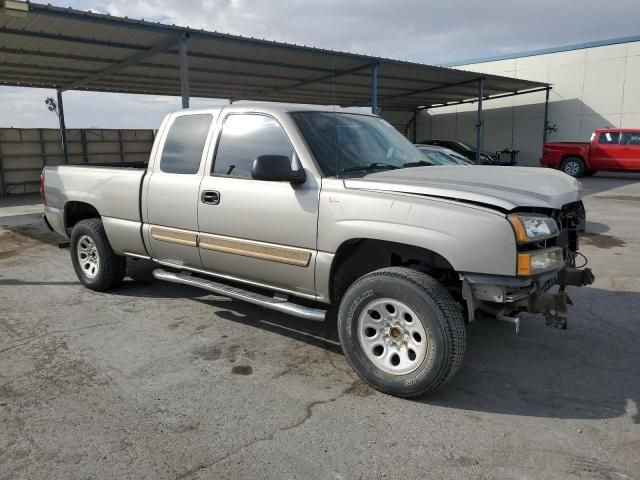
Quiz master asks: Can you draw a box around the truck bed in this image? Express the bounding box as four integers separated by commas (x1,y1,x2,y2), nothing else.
43,164,146,224
540,142,590,168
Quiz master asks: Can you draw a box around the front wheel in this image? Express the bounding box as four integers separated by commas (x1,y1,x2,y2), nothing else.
70,218,126,291
337,267,466,398
560,157,585,177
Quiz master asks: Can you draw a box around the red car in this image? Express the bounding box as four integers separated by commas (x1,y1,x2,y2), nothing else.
540,128,640,177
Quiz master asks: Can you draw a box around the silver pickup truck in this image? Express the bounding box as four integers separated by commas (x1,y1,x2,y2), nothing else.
42,103,594,398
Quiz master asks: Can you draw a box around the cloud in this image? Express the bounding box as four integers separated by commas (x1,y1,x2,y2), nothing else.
85,0,640,64
2,0,639,128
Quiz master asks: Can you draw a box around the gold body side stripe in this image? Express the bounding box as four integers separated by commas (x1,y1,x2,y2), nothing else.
149,226,312,267
199,233,311,267
150,226,198,247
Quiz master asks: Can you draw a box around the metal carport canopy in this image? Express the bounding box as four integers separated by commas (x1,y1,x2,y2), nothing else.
0,1,548,111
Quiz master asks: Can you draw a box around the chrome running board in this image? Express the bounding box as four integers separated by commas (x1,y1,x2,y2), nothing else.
152,269,326,322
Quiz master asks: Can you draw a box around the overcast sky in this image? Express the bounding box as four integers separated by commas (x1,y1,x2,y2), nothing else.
2,0,639,128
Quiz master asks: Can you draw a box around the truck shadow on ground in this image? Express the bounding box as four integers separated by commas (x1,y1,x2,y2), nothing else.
191,284,639,423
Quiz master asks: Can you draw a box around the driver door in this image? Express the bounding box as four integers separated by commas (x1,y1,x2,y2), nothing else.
197,113,319,297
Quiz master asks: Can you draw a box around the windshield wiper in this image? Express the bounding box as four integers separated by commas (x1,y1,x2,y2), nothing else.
402,160,435,168
339,162,399,174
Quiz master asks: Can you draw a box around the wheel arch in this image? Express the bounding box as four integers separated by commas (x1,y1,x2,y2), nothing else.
64,201,101,234
328,238,457,304
561,154,586,163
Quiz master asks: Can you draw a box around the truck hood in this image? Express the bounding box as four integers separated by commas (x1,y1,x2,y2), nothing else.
343,166,581,211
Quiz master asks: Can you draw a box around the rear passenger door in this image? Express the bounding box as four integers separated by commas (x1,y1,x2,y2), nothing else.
620,131,640,170
197,113,319,297
144,112,215,267
591,131,623,170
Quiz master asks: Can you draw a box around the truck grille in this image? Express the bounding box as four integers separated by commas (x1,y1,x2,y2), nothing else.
553,201,585,265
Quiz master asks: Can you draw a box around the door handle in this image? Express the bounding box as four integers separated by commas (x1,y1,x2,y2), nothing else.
201,190,220,205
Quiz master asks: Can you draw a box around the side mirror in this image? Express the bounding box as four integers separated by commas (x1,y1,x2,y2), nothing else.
251,155,306,184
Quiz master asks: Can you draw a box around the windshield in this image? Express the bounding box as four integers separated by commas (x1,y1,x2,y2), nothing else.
291,112,426,176
438,148,472,164
418,148,463,165
441,149,464,159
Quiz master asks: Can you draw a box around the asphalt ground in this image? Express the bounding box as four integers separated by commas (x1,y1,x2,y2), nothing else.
1,173,639,480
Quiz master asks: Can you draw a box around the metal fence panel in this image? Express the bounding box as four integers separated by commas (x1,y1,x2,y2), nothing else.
0,128,155,195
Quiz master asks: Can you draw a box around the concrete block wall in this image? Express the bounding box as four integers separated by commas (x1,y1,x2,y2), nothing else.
418,40,640,166
0,128,154,195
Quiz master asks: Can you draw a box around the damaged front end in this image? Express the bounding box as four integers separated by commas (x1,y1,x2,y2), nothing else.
461,201,595,331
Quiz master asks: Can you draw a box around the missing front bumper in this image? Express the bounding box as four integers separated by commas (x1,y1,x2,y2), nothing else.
461,266,595,328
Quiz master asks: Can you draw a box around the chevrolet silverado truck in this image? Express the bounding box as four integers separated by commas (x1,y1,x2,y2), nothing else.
42,104,594,398
541,128,640,177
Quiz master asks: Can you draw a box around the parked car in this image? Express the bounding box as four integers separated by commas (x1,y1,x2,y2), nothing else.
42,103,594,398
541,128,640,177
415,145,473,165
420,139,497,165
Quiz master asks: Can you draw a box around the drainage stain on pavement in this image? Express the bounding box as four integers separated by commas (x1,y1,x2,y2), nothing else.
192,346,222,361
231,365,253,376
581,233,626,249
0,250,18,259
595,195,640,202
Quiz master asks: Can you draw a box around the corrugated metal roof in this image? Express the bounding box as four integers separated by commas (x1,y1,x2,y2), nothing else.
0,1,548,110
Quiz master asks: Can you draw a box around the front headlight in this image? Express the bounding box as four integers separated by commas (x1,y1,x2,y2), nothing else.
508,214,559,244
517,248,563,276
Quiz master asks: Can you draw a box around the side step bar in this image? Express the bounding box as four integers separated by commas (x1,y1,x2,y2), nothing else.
152,269,326,322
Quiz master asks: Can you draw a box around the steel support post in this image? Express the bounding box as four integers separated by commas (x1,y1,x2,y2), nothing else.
475,78,484,164
543,86,550,145
57,89,69,163
0,140,4,197
179,34,190,109
370,63,378,114
412,109,418,143
80,129,88,163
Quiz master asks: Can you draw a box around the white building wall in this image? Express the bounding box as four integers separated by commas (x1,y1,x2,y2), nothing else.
419,40,640,166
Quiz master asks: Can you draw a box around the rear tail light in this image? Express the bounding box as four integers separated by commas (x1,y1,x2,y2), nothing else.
39,170,46,204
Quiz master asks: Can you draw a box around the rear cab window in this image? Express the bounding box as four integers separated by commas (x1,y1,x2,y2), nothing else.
598,131,620,145
160,114,213,174
622,132,640,146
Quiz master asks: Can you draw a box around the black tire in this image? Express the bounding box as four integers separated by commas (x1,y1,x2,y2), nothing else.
560,157,585,177
583,170,598,177
70,218,126,291
337,267,466,398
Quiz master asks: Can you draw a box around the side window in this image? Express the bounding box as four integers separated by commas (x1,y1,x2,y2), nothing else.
160,114,212,174
598,131,620,145
622,132,640,146
213,114,294,179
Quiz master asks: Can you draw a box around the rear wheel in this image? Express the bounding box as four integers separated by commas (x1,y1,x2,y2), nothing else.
337,267,466,398
560,157,585,177
70,218,126,291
